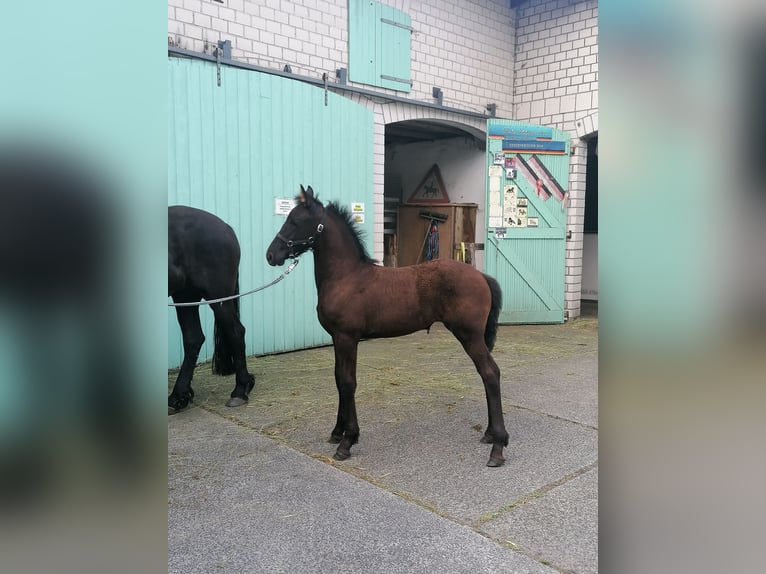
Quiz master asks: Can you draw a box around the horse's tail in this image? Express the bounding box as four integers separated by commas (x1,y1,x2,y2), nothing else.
211,275,239,376
483,274,503,352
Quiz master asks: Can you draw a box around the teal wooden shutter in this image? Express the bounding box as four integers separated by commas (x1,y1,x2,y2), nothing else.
348,0,412,92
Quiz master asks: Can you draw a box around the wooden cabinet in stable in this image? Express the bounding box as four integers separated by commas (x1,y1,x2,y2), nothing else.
395,203,478,267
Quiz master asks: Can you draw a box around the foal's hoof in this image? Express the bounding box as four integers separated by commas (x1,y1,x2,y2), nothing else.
480,432,494,444
225,396,248,408
168,394,191,414
328,434,344,444
486,456,506,468
333,449,351,461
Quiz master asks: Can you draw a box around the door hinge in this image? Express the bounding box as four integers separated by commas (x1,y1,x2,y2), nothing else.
380,18,413,32
381,74,412,86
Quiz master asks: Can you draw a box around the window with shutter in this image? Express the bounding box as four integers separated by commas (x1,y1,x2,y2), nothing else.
348,0,412,92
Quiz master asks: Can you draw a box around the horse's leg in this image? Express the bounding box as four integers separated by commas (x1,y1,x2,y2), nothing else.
212,300,255,407
448,326,509,467
328,396,345,444
169,304,204,414
331,335,360,461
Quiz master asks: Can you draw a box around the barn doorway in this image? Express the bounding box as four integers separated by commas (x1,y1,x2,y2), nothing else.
581,135,598,316
383,119,486,269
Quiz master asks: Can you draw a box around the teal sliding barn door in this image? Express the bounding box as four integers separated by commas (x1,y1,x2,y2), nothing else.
168,58,374,368
484,119,570,324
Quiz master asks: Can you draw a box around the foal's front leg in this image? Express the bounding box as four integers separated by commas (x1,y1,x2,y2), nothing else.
330,335,360,461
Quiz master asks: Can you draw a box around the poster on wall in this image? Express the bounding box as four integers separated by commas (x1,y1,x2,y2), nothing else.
406,164,450,204
516,204,528,228
275,198,298,215
503,185,517,227
527,217,539,227
488,165,503,217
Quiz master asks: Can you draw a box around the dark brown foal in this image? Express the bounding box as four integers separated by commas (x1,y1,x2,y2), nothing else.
266,186,508,467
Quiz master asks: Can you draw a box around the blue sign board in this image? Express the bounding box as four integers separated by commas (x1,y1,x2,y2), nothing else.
501,140,566,154
488,124,553,140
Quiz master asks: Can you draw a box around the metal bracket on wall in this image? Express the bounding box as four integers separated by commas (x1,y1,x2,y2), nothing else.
322,73,328,106
217,39,231,59
486,103,497,117
336,67,348,85
432,87,443,106
215,40,231,87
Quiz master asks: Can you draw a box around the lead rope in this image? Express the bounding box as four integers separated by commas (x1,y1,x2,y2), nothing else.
168,258,300,307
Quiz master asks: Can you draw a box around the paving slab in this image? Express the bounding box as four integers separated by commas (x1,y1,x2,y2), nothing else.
169,408,557,574
482,468,599,574
504,351,598,428
250,403,597,526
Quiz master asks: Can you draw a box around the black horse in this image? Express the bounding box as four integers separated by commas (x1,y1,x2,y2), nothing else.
168,206,255,413
266,186,508,467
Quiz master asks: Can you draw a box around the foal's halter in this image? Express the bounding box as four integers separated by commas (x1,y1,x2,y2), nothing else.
277,217,325,259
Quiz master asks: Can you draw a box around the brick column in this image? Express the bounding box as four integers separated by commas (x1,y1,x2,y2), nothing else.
372,109,386,262
565,138,587,319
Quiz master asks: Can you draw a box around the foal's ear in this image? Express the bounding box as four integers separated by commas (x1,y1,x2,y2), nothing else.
301,185,316,208
298,184,307,204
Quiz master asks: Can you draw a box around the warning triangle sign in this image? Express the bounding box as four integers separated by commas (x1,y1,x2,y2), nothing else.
406,164,450,204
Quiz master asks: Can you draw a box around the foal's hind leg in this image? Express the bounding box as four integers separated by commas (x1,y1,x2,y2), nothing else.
169,303,204,414
212,300,255,408
331,335,360,460
449,327,509,467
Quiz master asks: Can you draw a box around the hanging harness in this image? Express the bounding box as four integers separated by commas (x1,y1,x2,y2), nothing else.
425,219,440,260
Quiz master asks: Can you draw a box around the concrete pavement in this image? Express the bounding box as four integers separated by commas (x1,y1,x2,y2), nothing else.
169,315,598,573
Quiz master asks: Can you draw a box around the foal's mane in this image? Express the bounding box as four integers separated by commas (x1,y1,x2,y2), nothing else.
324,201,376,264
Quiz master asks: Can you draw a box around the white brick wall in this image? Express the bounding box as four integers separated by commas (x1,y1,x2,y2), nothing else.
169,0,516,116
513,0,597,134
513,0,598,320
169,0,598,317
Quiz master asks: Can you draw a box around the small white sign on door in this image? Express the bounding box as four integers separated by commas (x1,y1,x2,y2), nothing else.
351,202,365,213
352,213,365,224
275,198,297,216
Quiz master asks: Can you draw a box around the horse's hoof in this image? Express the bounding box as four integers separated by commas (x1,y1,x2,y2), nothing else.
480,433,493,444
328,434,343,444
225,396,248,408
168,395,190,413
333,449,351,461
486,456,505,468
